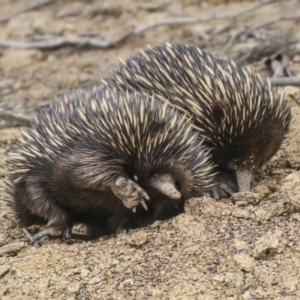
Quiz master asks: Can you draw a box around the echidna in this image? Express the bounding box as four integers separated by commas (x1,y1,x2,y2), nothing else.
5,88,215,242
102,43,292,198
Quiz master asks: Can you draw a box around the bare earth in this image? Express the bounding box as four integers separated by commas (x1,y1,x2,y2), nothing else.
0,1,300,299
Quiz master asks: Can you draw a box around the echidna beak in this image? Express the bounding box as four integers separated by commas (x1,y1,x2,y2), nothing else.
236,170,252,192
157,182,181,200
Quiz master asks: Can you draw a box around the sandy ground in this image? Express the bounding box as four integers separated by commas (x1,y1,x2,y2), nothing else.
0,0,300,299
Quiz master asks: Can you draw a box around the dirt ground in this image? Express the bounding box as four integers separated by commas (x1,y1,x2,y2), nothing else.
0,1,300,299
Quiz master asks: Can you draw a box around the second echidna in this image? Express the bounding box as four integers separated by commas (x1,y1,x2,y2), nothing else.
103,43,292,198
5,88,215,242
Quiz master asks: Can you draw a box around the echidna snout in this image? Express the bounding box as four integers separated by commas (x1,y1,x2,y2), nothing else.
236,170,252,192
150,173,181,199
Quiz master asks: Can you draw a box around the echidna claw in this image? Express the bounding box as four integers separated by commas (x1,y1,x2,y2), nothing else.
22,228,40,247
63,228,72,239
211,171,239,200
212,187,220,200
31,229,53,243
140,198,148,211
132,207,137,213
211,183,238,200
139,188,149,201
219,183,236,196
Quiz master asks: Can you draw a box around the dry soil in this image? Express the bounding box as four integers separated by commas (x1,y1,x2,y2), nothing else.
0,1,300,299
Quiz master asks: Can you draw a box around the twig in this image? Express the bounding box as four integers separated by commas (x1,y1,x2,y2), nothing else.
0,121,21,130
135,0,276,35
0,0,55,24
138,0,173,12
223,29,245,52
245,14,300,36
0,0,277,50
0,109,32,124
0,32,131,49
269,77,300,87
225,14,300,52
0,242,25,255
233,38,296,66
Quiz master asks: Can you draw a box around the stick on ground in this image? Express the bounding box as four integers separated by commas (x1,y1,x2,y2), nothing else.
224,13,300,52
0,0,55,24
269,77,300,87
0,109,32,124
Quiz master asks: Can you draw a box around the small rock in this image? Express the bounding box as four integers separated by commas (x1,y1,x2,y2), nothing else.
282,276,298,292
280,172,300,212
221,209,232,216
253,202,285,221
233,253,255,273
252,184,272,198
231,208,250,219
186,196,223,217
80,268,89,278
88,277,102,285
231,192,261,206
150,288,163,296
234,239,249,251
243,286,271,299
254,235,279,258
214,272,244,289
150,220,162,228
217,260,237,273
242,291,253,300
291,212,300,222
286,156,300,169
126,231,148,246
67,283,81,294
172,214,205,237
119,278,133,288
111,259,119,266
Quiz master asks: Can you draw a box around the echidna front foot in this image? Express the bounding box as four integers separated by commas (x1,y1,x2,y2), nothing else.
211,186,236,200
111,177,150,212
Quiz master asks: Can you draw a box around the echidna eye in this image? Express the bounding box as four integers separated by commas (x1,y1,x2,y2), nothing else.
152,174,159,181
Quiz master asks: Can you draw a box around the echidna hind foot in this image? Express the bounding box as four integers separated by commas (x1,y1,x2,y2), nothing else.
31,223,72,243
24,226,96,244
